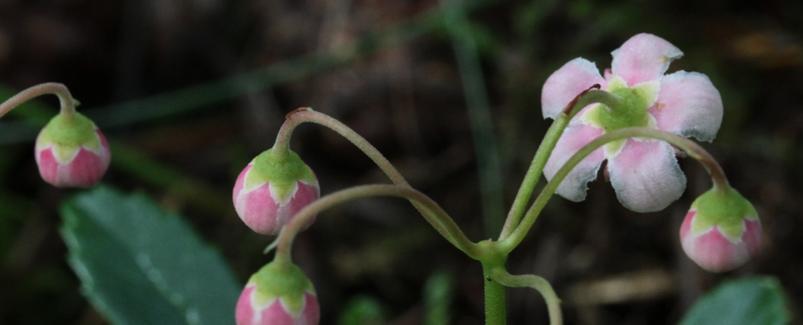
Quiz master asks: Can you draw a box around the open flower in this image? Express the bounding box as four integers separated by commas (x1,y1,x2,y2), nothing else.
541,33,724,212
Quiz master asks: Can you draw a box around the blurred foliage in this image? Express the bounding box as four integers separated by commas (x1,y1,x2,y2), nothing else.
337,295,387,325
424,270,455,325
60,187,240,325
681,277,790,325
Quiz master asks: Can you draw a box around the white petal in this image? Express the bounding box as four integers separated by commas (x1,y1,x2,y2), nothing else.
608,139,686,212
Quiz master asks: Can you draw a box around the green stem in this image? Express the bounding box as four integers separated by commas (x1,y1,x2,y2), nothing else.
501,127,729,253
275,184,480,261
491,269,562,325
0,83,77,119
498,89,622,240
272,108,480,259
483,263,508,325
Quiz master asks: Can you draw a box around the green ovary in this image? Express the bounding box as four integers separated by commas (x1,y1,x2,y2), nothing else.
584,79,658,154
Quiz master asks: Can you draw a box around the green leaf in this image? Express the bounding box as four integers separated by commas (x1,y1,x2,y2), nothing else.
681,276,790,325
60,186,241,325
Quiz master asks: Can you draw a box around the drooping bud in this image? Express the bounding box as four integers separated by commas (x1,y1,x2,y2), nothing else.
232,148,319,235
35,112,111,188
680,187,762,272
236,260,320,325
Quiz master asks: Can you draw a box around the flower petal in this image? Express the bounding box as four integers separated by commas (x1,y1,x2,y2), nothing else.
650,71,723,141
608,139,686,212
544,123,606,202
541,58,604,119
611,33,683,85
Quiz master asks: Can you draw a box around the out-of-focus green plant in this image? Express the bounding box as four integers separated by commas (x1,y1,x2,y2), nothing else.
681,277,790,325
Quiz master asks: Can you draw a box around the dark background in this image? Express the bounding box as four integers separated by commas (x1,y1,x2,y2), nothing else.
1,0,801,324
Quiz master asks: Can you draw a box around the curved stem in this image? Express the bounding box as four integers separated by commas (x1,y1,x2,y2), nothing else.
0,83,77,119
501,127,729,253
273,108,479,259
275,184,480,261
490,269,562,325
498,89,622,240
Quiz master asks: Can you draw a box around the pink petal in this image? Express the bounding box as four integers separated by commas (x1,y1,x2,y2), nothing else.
611,33,683,85
67,148,108,187
260,300,296,325
236,286,256,325
742,219,762,256
235,183,281,235
301,293,320,324
607,139,686,212
684,226,749,272
544,123,606,202
233,164,252,204
287,182,320,230
36,148,60,186
650,71,723,141
541,58,604,119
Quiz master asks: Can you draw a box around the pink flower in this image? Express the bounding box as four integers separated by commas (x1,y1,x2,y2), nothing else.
233,149,320,235
34,113,111,188
679,188,762,272
541,33,724,212
236,261,320,325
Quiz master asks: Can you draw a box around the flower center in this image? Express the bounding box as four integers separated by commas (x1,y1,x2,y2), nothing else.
582,77,659,155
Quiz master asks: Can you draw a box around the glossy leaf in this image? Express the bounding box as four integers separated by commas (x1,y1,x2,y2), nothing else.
60,186,240,325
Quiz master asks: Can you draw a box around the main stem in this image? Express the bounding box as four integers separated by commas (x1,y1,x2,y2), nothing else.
483,264,507,325
272,107,480,258
0,83,77,119
498,89,622,240
501,127,730,253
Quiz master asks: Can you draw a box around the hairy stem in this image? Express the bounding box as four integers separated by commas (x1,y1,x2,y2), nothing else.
0,83,77,119
273,108,480,259
275,184,480,260
491,269,562,325
498,89,621,240
501,127,729,253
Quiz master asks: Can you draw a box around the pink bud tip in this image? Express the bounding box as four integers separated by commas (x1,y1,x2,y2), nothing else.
235,286,319,325
35,129,111,188
232,149,320,235
680,210,762,272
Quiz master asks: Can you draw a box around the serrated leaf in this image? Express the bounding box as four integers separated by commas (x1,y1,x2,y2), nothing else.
681,276,790,325
60,186,240,325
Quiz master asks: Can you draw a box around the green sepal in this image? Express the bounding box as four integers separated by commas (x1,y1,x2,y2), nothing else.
248,259,315,316
691,187,759,241
582,77,658,155
37,112,101,161
245,148,317,201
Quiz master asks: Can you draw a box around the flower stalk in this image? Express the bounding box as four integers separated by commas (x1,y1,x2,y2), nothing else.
0,82,78,118
501,127,730,253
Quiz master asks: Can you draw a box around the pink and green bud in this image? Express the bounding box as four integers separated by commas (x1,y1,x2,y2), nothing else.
680,187,762,272
233,148,320,235
236,260,320,325
34,112,111,188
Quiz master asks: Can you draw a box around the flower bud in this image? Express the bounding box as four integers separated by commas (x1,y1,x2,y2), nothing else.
232,148,320,235
35,112,111,188
680,187,762,272
236,260,320,325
